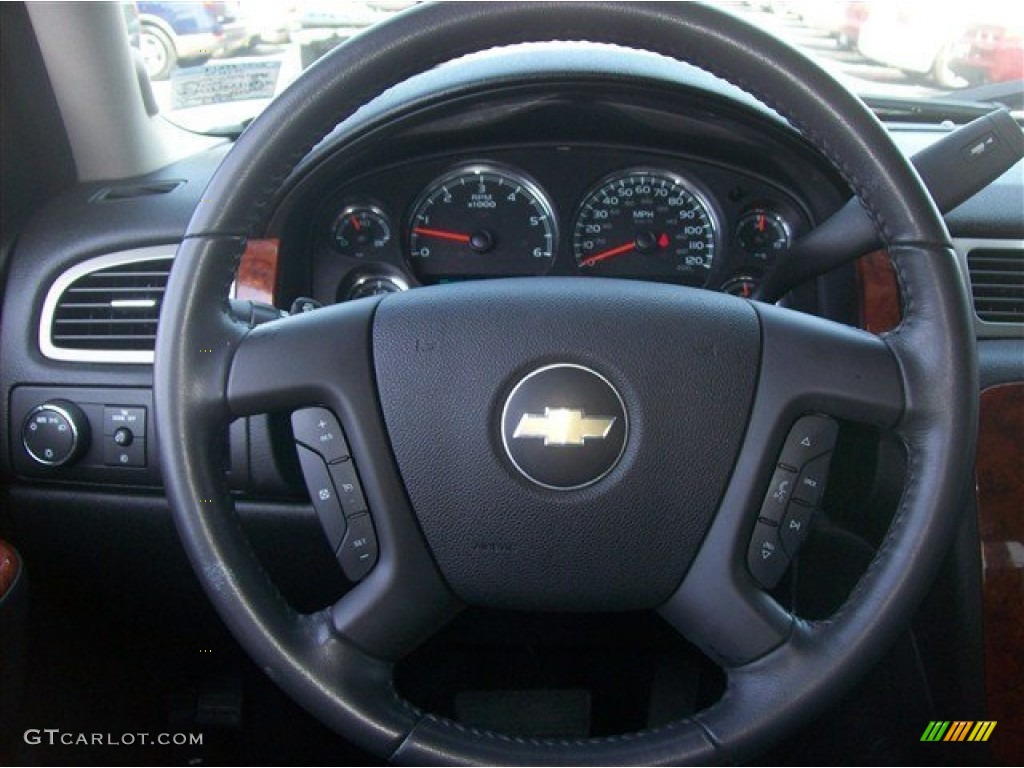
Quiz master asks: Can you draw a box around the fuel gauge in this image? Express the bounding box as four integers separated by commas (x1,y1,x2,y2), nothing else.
333,205,392,258
735,210,790,264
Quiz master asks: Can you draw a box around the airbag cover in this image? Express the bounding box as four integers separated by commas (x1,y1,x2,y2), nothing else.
373,278,759,610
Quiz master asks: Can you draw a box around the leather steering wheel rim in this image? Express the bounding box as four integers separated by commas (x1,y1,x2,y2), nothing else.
154,2,978,763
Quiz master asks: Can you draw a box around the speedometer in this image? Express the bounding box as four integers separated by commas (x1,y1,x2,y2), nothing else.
407,164,556,282
573,169,718,284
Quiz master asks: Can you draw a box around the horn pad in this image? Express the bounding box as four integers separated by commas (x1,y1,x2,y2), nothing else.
373,278,760,611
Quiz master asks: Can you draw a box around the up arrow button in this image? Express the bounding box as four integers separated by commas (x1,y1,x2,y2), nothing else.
291,407,351,464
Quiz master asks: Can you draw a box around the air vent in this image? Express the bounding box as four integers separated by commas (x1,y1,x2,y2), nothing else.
967,247,1024,324
40,247,176,364
91,180,184,202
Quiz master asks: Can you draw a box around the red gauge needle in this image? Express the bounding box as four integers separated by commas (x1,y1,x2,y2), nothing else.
580,232,670,267
578,241,636,267
350,215,362,232
412,226,471,244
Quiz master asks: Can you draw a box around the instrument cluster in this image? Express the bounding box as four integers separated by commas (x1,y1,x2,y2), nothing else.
310,149,810,303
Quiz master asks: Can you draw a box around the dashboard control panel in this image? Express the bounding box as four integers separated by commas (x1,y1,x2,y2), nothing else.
10,386,157,483
9,386,250,488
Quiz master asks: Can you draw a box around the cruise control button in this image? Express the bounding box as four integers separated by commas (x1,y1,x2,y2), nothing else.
327,460,368,517
291,407,350,463
337,514,378,581
781,502,814,557
793,452,832,507
758,465,798,525
780,415,838,469
295,444,347,551
747,521,790,589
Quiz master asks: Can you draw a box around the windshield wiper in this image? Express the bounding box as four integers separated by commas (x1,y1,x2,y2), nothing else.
865,94,1012,124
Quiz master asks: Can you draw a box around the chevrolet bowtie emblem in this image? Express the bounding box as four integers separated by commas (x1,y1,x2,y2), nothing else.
513,408,616,446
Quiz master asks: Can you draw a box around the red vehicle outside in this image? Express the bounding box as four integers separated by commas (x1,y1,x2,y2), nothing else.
952,23,1024,84
838,1,870,50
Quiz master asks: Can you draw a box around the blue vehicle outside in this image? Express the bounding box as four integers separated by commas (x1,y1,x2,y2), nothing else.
137,1,250,80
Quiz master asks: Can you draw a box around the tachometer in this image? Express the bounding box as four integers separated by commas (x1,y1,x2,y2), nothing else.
573,169,718,283
407,164,556,281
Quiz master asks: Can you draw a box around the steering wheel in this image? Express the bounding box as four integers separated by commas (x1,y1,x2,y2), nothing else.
154,2,977,763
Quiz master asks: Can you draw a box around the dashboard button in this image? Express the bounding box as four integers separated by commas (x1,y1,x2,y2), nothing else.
779,415,837,469
23,401,90,467
291,407,350,463
295,444,347,551
24,408,75,464
103,437,145,467
327,460,369,517
337,514,378,581
758,465,798,525
103,406,146,437
780,502,814,557
747,520,790,589
793,452,832,507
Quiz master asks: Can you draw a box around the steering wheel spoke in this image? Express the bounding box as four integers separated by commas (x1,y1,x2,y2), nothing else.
226,297,379,418
225,296,462,661
659,304,905,667
753,303,905,428
328,556,461,661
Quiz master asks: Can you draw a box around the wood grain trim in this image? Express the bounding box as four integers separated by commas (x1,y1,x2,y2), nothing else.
0,540,20,599
977,382,1024,765
236,237,279,305
855,249,901,334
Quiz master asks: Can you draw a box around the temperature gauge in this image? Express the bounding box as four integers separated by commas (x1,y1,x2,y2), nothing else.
333,205,392,258
735,210,790,264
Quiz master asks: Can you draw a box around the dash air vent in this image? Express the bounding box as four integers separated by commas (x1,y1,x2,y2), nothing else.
91,180,183,202
966,246,1024,324
40,247,176,363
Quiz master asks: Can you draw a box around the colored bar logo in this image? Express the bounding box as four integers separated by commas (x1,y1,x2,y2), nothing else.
921,721,997,742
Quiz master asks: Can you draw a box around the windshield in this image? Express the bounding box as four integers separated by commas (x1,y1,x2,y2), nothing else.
129,0,1024,135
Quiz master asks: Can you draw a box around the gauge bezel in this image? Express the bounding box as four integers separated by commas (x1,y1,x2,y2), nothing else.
345,273,410,301
571,167,722,286
332,204,393,257
734,208,792,264
405,162,558,280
